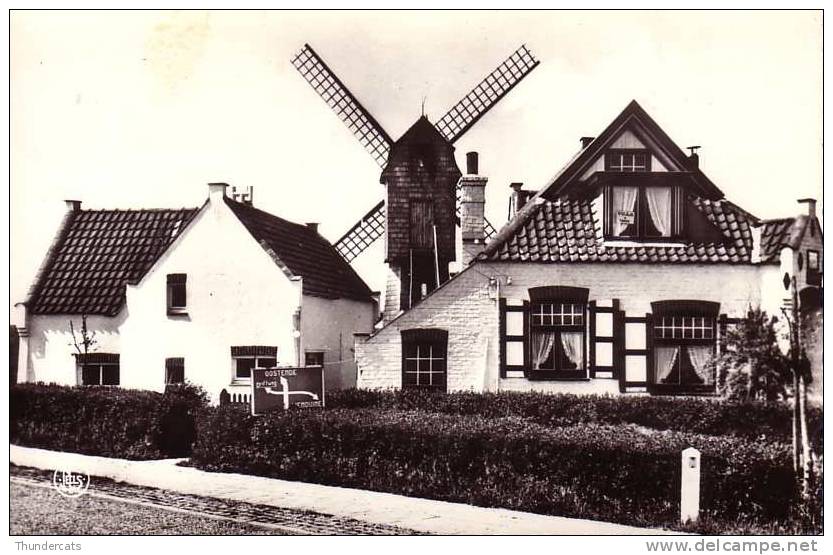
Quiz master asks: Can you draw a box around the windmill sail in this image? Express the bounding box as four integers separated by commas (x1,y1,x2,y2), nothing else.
434,45,540,144
335,200,386,262
292,44,393,168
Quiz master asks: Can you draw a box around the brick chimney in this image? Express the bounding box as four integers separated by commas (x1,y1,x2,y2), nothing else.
798,198,817,218
687,146,701,170
459,151,487,267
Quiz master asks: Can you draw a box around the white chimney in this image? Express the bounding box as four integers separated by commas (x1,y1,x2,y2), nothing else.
208,182,228,203
459,152,487,267
64,200,82,212
798,198,817,218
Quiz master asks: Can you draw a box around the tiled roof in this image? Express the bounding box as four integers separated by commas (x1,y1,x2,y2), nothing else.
28,208,198,315
481,195,757,264
225,198,374,302
759,216,810,263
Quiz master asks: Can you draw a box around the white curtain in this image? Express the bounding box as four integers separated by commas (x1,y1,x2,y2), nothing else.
560,332,584,369
531,332,555,370
645,187,672,237
687,346,714,385
655,346,679,383
612,186,638,236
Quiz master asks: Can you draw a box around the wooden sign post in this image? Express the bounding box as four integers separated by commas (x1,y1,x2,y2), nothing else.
251,366,324,415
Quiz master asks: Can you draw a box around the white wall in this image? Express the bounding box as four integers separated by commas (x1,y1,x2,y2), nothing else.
357,260,777,392
301,295,375,391
24,312,124,385
121,194,303,402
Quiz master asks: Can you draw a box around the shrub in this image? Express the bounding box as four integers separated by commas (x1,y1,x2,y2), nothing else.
326,388,823,450
10,382,209,459
152,383,210,457
190,406,798,528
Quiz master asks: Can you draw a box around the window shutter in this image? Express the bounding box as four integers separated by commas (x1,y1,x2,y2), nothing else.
499,299,528,378
522,300,531,374
167,273,186,284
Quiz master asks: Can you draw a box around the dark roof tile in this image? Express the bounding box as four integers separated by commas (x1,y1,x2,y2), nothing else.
482,194,759,265
29,208,198,315
224,198,373,302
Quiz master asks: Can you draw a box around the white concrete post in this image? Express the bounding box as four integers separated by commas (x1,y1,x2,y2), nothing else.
681,447,701,523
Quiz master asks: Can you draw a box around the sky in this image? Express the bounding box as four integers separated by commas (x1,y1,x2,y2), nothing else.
10,10,823,307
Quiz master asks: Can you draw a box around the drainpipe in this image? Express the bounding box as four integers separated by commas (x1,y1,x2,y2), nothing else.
293,307,302,367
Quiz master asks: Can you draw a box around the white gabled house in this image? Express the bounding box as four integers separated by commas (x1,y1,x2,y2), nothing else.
355,101,823,400
15,183,378,403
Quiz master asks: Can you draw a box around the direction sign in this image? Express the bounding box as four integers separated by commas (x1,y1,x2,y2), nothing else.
251,366,324,414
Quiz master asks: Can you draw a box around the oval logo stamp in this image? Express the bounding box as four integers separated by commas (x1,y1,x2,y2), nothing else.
52,469,90,498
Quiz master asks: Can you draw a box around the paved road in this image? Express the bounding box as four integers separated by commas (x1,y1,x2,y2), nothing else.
11,465,423,535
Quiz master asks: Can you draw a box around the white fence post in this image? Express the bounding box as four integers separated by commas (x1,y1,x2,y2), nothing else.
681,447,701,523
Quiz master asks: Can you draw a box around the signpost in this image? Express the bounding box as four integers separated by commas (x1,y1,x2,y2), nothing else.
251,366,325,415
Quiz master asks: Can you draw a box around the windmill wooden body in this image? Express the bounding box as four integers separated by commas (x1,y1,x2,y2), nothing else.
291,44,539,318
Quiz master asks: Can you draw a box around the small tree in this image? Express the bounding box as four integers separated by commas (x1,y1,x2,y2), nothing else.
68,315,97,382
712,304,815,502
712,308,791,402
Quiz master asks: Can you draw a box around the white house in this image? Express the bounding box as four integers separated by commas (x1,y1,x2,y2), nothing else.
14,183,378,403
355,101,823,400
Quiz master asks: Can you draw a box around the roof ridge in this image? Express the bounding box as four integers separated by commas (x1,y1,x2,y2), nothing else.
76,207,199,214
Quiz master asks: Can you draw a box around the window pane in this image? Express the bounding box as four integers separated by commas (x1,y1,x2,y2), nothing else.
305,352,324,367
559,332,584,370
82,365,100,385
644,187,672,237
102,365,120,385
257,357,276,368
531,331,556,369
655,346,680,384
236,358,255,379
610,187,638,237
170,283,186,308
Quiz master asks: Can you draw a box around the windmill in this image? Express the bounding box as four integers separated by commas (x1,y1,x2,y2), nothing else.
292,43,539,316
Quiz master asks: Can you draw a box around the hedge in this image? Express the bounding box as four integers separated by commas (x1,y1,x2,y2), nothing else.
326,388,823,449
10,383,209,459
190,405,799,529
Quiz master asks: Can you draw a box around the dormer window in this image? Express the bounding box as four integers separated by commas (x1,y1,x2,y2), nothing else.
605,185,683,240
606,150,651,172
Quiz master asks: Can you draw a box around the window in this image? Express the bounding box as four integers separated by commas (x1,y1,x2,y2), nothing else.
77,353,120,386
165,357,185,385
606,150,651,173
807,250,821,286
167,274,187,315
605,186,682,240
651,301,718,391
304,351,324,367
401,329,447,391
527,287,588,380
231,346,277,382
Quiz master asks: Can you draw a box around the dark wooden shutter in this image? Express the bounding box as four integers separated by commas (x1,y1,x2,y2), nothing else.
499,298,529,378
410,200,434,249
